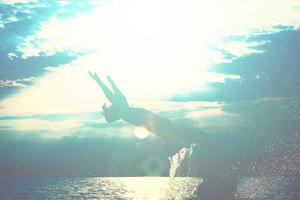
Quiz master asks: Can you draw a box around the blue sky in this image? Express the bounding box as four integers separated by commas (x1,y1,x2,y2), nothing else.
0,0,300,176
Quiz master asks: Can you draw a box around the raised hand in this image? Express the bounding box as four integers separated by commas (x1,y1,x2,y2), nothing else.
106,75,128,107
88,71,129,123
88,71,117,105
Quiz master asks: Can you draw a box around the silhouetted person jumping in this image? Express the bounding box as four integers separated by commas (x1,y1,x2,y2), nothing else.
89,72,237,200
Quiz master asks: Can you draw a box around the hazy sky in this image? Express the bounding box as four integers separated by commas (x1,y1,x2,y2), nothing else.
0,0,300,176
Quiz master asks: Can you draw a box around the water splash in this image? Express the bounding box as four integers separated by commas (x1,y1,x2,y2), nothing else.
168,143,199,199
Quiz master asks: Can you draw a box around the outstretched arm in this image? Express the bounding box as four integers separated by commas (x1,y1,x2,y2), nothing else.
88,72,117,105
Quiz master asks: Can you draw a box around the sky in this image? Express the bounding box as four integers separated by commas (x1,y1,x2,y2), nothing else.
0,0,300,176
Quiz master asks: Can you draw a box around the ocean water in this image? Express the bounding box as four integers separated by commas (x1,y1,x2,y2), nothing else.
0,177,199,200
0,176,299,200
1,145,299,199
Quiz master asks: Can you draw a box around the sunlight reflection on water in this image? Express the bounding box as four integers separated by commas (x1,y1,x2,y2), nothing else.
1,176,300,199
0,177,200,200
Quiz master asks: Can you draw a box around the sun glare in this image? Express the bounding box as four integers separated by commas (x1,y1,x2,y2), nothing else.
16,0,242,102
134,126,151,139
0,0,241,121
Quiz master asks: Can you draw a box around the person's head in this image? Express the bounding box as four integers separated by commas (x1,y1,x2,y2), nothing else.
103,104,121,123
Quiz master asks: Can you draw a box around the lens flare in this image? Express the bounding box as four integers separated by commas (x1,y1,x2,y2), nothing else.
134,126,150,139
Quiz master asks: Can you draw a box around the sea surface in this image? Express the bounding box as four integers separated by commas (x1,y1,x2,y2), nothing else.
0,176,299,200
0,177,198,200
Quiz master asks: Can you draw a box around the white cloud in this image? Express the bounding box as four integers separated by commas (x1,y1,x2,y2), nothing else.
16,0,300,58
6,16,18,22
146,101,242,132
8,52,17,60
0,77,35,88
216,41,269,57
0,80,25,88
0,0,37,4
0,118,82,132
0,117,87,139
184,107,240,130
0,14,19,30
0,0,48,30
